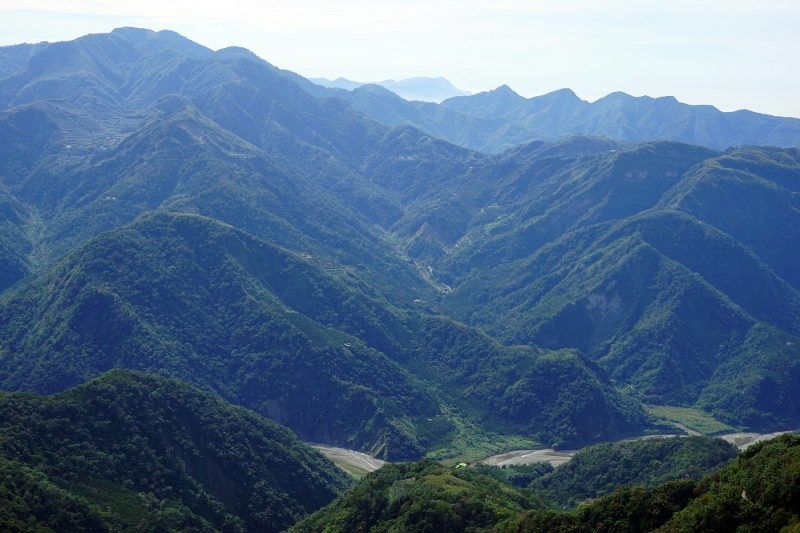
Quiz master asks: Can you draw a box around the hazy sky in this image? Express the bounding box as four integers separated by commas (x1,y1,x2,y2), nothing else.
2,1,799,117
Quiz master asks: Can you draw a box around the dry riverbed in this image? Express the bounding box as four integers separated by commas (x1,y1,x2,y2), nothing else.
480,448,576,468
719,431,794,450
312,445,386,478
312,428,796,477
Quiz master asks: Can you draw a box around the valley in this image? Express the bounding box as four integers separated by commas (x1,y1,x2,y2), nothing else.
1,26,799,532
318,426,797,475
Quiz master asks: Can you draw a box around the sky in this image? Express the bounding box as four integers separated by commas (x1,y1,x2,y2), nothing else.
2,1,799,118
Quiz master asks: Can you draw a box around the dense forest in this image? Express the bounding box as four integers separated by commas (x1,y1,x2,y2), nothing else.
0,370,350,532
1,27,799,530
295,434,800,532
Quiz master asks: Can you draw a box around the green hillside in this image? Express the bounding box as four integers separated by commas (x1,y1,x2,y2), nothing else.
291,460,544,533
506,433,800,532
1,29,800,522
0,369,351,532
0,212,438,459
425,144,800,431
0,212,646,455
530,436,738,507
295,434,800,533
439,85,800,151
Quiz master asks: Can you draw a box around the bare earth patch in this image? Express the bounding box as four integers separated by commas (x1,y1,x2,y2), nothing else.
719,431,794,450
312,429,797,478
480,449,576,468
312,445,386,478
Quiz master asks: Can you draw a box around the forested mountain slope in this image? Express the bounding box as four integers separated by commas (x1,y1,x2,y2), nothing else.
0,370,351,533
0,99,426,301
387,139,800,431
0,212,646,456
529,436,738,507
293,434,800,533
1,27,799,465
508,433,800,532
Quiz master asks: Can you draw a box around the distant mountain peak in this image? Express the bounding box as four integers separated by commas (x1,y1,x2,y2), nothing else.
549,87,580,99
492,84,520,95
352,83,399,97
110,26,214,57
310,76,471,103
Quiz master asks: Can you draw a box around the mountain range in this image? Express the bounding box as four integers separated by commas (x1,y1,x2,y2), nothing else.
317,83,800,153
1,26,800,530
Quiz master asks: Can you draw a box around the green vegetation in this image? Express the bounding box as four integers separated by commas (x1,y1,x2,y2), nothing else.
421,410,541,464
328,80,800,154
0,212,645,456
0,369,351,532
531,436,738,507
476,462,555,490
3,29,800,443
2,29,800,530
437,85,800,152
298,435,800,533
291,460,545,533
647,405,737,436
661,433,800,531
506,433,800,532
434,143,800,431
0,212,439,460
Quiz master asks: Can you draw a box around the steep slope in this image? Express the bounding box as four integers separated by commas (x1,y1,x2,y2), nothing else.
439,141,715,275
0,41,48,78
1,101,426,303
0,212,438,459
508,433,800,532
0,101,63,182
660,146,800,290
3,27,799,468
313,84,585,154
430,146,800,430
0,28,216,110
323,82,800,153
0,369,351,532
0,28,408,225
0,28,497,228
0,192,32,292
0,212,646,453
7,29,800,161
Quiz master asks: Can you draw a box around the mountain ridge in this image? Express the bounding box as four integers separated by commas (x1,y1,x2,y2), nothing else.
1,26,799,464
310,76,472,103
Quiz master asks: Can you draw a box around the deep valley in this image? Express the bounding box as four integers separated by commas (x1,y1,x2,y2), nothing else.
1,27,799,532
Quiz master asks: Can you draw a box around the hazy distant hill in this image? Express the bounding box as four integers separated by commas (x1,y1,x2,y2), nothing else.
442,85,800,150
310,76,471,102
308,82,800,153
